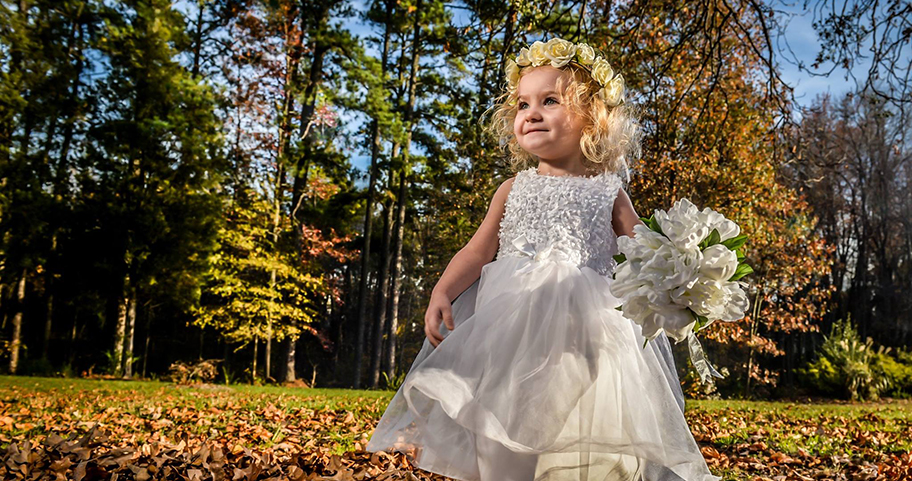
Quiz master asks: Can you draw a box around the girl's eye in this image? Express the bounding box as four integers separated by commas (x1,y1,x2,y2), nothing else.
519,97,560,110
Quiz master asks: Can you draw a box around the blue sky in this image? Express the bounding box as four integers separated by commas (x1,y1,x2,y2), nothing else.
772,4,873,110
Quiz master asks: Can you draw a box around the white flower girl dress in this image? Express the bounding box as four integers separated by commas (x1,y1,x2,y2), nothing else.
367,167,720,481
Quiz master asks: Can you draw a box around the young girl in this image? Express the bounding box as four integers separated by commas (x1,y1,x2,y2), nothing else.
367,37,719,481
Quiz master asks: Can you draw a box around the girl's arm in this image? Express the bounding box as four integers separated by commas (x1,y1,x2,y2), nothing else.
425,177,514,347
612,187,645,238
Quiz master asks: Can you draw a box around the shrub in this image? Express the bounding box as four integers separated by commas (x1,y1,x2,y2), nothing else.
168,359,221,385
59,362,77,378
799,316,891,401
874,348,912,398
21,358,55,376
381,371,406,391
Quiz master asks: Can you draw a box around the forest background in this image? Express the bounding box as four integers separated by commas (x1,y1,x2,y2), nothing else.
0,0,910,400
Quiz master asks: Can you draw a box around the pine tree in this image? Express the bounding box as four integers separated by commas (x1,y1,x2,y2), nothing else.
81,0,225,376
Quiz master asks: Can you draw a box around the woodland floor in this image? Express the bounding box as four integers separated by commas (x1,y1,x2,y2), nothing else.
0,376,909,480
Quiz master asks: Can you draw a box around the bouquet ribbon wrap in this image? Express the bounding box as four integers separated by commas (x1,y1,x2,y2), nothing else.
686,331,724,384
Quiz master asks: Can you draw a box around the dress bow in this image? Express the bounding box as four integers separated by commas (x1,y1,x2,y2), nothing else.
512,234,574,274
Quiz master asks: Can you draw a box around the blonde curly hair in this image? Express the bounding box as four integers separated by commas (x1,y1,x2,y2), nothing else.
482,62,642,179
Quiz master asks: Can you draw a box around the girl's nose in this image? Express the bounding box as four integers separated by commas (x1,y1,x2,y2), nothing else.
524,106,543,120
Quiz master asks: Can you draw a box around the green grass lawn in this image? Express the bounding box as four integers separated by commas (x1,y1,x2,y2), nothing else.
1,376,909,480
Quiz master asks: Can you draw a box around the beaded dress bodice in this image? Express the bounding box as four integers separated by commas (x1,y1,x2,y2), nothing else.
496,167,625,276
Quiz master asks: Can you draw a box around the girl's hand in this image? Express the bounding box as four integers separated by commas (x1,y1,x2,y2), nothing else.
424,291,455,347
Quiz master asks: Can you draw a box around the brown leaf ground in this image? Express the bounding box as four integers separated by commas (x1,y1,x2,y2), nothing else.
0,377,909,480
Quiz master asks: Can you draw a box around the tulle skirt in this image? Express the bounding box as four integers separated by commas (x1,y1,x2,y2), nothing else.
366,255,720,481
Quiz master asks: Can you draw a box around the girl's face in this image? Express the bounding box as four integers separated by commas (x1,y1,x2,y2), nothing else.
513,66,587,163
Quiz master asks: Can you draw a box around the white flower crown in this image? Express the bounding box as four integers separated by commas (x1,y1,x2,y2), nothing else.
505,37,626,107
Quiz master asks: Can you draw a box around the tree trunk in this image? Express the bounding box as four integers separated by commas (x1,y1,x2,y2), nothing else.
284,336,297,382
353,0,394,389
290,4,330,229
354,176,378,389
364,269,374,360
4,2,30,375
252,339,258,382
8,272,26,374
58,23,83,177
370,191,395,388
43,227,58,363
42,292,53,358
852,166,869,338
385,172,408,379
333,264,353,383
1,0,26,163
744,287,763,397
142,306,152,379
369,22,412,384
499,0,517,76
266,0,304,383
190,0,205,77
123,292,136,378
284,6,330,388
112,280,128,378
0,284,6,330
382,0,421,380
265,307,273,380
68,316,78,368
43,274,53,361
17,0,34,155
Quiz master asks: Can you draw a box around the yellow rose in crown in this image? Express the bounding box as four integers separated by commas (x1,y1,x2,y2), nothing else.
504,59,520,91
544,38,577,68
528,41,548,67
516,47,532,67
600,74,625,106
576,43,596,65
590,57,615,86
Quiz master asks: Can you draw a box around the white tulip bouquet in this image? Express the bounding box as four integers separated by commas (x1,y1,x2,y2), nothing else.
609,198,753,383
